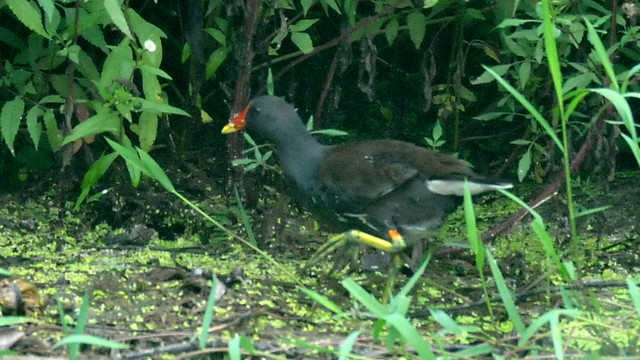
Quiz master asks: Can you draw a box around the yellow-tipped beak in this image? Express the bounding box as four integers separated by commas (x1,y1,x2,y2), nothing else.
221,123,239,134
222,103,250,134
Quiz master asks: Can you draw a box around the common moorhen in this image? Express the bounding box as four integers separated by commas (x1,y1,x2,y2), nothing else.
222,95,512,267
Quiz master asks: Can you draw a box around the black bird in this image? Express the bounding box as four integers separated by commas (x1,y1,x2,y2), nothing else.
222,95,511,270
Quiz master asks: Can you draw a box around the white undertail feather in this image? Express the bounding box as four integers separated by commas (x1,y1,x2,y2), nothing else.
427,179,513,196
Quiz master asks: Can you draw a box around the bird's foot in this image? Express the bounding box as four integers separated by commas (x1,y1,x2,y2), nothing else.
306,229,406,266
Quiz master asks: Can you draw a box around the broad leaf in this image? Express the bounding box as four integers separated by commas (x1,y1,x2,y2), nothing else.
290,32,313,54
407,12,426,49
104,0,133,38
5,0,51,39
0,97,25,155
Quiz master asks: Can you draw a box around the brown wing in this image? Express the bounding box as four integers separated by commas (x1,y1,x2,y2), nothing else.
315,139,478,213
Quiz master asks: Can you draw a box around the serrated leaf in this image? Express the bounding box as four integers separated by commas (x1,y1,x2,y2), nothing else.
1,98,25,155
0,27,26,50
26,106,44,149
407,12,426,49
104,0,133,39
290,32,313,54
43,110,61,151
5,0,51,39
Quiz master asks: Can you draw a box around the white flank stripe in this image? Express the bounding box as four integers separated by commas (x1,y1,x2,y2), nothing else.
427,180,512,196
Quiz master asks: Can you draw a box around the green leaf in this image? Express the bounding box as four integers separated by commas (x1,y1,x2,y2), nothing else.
75,152,119,210
267,68,274,95
234,186,257,246
205,47,230,79
289,19,318,32
105,138,175,192
518,309,581,347
140,65,163,100
127,8,166,67
0,27,26,50
430,309,464,335
407,12,426,49
321,0,341,14
486,251,526,334
199,275,218,348
75,49,101,81
517,148,531,181
541,0,564,109
518,62,531,90
0,316,32,326
298,286,345,316
495,18,539,28
290,32,313,54
385,18,399,46
584,17,618,92
310,129,348,136
101,40,134,88
341,278,386,318
26,106,44,150
627,277,640,317
463,182,483,270
338,331,361,360
37,0,55,22
181,43,191,63
104,0,133,39
138,111,158,152
139,64,172,80
482,65,564,150
591,88,635,138
1,97,25,155
301,0,313,16
5,0,51,39
53,334,129,349
79,22,109,54
455,344,494,357
204,27,226,46
136,147,175,192
138,99,190,117
228,334,240,360
43,110,62,151
383,313,435,359
61,112,120,146
471,64,511,85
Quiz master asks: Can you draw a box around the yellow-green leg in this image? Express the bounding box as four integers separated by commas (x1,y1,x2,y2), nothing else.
307,229,407,302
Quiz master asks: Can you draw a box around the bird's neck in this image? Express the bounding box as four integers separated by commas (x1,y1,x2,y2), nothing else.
275,127,325,186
